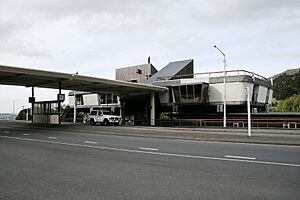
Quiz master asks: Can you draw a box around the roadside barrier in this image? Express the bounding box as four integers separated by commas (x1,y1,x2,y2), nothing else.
123,119,300,129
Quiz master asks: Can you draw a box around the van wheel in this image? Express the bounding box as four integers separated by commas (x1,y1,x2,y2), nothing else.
103,119,109,126
90,119,95,125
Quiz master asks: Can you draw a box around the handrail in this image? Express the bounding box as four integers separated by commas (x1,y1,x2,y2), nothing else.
156,69,269,82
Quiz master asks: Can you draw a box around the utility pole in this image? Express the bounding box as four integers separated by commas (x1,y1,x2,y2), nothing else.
246,87,252,137
73,72,78,124
214,45,227,128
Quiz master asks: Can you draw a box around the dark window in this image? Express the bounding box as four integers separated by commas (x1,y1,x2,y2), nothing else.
90,111,98,115
194,85,201,102
180,86,187,101
173,86,180,103
102,110,112,115
99,94,105,104
113,95,118,103
107,94,112,104
187,85,194,100
76,95,83,105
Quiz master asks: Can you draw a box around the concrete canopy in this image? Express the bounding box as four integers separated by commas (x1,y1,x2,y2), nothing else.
0,65,167,95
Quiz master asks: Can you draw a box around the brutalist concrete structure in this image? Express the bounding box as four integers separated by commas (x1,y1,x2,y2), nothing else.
118,59,273,125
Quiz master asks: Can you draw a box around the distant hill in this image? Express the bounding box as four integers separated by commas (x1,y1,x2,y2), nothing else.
269,67,300,100
268,67,300,81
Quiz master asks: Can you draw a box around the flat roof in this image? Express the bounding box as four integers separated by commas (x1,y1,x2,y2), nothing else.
0,64,167,95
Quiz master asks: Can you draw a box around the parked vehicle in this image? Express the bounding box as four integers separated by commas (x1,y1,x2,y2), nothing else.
88,110,121,125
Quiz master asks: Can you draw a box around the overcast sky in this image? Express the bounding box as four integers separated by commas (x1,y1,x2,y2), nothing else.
1,0,299,113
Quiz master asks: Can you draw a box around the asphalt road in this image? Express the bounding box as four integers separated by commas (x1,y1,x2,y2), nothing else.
0,123,299,199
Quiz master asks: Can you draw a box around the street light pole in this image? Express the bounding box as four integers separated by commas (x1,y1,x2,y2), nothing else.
214,45,227,128
73,72,78,124
246,87,251,137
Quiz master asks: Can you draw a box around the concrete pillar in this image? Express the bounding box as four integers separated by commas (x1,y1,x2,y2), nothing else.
119,97,125,125
265,104,269,112
73,91,77,124
150,92,155,126
58,82,62,125
31,87,34,124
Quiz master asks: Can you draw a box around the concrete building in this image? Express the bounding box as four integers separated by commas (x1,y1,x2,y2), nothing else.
69,61,158,116
69,92,120,114
68,58,273,125
119,59,273,125
116,63,157,83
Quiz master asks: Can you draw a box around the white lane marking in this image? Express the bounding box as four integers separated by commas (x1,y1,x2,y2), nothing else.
139,147,159,151
23,134,30,136
225,155,256,160
1,135,299,168
48,137,57,140
172,139,300,148
84,141,98,144
3,131,10,134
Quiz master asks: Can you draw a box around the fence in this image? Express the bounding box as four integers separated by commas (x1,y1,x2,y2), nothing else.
122,118,300,129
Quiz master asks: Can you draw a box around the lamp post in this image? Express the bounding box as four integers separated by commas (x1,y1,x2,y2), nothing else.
73,72,78,124
246,87,251,137
214,45,227,128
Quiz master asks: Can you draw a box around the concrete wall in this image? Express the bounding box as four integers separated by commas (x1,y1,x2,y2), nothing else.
33,114,59,124
115,63,157,83
69,96,75,107
267,89,273,104
254,85,268,104
69,93,98,107
83,94,98,106
209,82,254,105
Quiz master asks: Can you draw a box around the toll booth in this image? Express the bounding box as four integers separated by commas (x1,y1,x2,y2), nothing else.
31,94,65,125
32,101,60,124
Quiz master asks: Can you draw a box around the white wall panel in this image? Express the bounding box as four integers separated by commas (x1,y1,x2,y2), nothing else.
83,94,98,106
256,85,268,103
209,82,254,103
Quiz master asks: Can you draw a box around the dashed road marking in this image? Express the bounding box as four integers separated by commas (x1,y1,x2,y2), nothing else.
84,141,98,144
139,147,159,151
0,135,299,168
3,131,10,134
225,155,256,160
23,134,30,136
48,137,57,140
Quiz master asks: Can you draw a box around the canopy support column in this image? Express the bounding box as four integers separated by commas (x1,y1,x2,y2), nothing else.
31,87,34,124
150,92,155,126
119,97,125,125
58,82,62,125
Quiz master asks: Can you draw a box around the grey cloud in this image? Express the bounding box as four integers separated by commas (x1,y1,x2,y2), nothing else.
0,37,51,58
191,0,300,24
0,0,299,63
272,52,300,58
2,0,165,19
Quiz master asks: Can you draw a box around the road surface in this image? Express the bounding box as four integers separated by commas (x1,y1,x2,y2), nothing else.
0,123,299,199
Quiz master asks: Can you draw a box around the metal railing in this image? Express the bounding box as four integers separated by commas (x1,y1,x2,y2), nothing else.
122,118,300,129
156,69,270,83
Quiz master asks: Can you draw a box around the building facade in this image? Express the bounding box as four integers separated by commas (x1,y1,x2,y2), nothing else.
69,58,273,125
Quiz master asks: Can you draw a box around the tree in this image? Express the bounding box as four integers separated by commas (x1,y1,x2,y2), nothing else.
273,71,300,100
270,93,300,112
16,108,31,120
61,105,73,121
